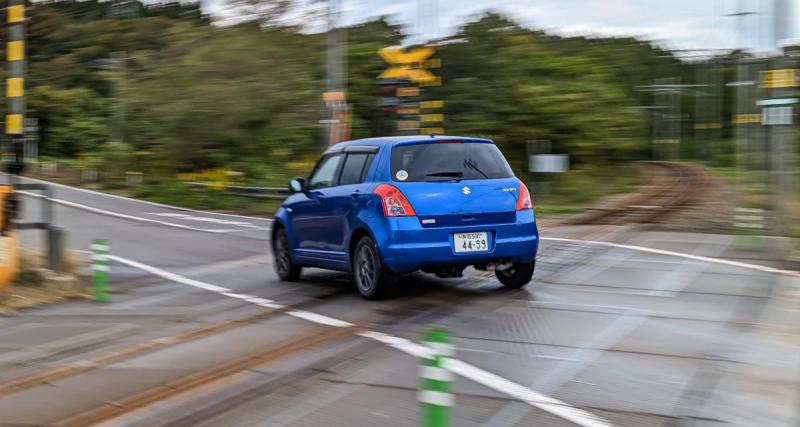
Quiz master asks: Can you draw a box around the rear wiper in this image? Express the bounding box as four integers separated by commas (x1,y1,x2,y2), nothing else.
464,159,488,178
425,171,463,178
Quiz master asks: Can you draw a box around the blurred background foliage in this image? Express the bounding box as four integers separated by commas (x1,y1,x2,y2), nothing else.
18,0,710,210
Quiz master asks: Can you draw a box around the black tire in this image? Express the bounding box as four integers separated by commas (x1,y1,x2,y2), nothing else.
353,236,395,300
272,227,301,281
495,260,535,289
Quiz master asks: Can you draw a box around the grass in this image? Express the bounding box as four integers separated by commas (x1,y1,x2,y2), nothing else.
0,250,88,314
128,180,283,215
527,164,642,216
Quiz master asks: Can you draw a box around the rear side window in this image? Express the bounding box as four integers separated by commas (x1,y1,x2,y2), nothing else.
338,153,374,185
391,142,514,182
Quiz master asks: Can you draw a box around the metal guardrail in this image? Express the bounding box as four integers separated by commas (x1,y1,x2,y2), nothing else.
184,182,289,199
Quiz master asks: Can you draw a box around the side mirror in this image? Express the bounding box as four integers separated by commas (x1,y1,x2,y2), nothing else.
289,178,305,193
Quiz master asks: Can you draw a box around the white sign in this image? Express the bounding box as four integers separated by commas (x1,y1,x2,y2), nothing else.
529,154,569,173
762,106,793,125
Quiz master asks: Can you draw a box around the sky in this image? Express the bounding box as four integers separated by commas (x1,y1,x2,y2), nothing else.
207,0,800,54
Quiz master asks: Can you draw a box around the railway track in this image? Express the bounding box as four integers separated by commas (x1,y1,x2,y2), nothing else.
2,282,484,426
0,288,352,397
563,162,705,226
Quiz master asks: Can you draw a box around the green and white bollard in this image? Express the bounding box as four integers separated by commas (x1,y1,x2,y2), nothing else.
91,239,109,302
420,329,454,427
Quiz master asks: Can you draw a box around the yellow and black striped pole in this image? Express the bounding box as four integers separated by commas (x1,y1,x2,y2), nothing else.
6,0,25,173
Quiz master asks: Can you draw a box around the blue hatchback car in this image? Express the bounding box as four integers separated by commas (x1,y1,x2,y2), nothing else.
272,135,539,299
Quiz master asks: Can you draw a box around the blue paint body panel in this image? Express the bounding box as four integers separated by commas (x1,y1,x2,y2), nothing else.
273,135,539,274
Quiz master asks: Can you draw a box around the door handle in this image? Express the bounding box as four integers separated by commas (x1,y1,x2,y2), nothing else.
350,192,360,199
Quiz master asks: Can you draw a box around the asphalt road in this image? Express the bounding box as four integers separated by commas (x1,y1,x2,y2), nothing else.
0,178,797,427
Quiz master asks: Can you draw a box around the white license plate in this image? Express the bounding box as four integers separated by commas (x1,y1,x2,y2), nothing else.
453,232,489,253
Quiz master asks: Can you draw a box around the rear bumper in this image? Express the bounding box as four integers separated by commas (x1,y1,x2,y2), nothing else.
373,210,538,273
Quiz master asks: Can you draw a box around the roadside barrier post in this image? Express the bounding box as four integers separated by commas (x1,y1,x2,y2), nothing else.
91,239,109,302
420,329,454,427
47,226,65,271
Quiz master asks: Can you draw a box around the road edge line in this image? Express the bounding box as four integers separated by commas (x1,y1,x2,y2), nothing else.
18,191,238,234
541,237,799,277
20,176,274,222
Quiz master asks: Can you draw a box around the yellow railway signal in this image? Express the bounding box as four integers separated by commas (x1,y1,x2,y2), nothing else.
379,46,435,66
378,47,439,85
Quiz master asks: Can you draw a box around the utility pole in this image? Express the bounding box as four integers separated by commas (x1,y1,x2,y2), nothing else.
325,0,343,96
729,0,756,178
322,0,350,146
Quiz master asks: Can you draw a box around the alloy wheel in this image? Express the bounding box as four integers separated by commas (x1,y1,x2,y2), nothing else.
356,245,375,293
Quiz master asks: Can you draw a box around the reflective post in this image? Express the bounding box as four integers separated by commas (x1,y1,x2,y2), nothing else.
420,329,454,427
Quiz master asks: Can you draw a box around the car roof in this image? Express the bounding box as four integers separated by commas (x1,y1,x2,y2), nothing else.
326,135,494,153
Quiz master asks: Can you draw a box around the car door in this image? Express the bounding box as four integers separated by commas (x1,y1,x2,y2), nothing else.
290,153,344,261
322,151,376,256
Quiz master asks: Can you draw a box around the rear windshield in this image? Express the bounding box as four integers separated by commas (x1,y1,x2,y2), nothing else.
390,142,514,182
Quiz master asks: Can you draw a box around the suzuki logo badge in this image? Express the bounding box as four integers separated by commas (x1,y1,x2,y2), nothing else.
462,186,471,195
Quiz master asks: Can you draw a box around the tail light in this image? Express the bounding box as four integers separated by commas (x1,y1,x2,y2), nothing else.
516,179,532,211
374,184,416,217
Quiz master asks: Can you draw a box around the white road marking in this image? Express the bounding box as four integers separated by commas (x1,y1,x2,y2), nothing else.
541,237,800,277
19,176,274,222
286,310,354,328
148,212,270,230
104,254,615,427
107,255,232,293
18,191,240,234
444,358,615,427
